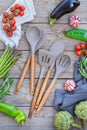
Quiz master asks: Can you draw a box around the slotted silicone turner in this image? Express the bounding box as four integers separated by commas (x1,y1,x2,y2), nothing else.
35,41,64,108
35,54,71,116
29,49,55,118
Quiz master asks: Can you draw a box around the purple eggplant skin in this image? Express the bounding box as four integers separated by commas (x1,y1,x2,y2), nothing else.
49,0,80,25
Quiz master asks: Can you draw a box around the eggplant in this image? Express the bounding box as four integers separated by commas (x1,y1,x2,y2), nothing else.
49,0,80,25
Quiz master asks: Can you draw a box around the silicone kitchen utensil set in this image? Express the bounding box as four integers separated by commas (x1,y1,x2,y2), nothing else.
14,25,71,118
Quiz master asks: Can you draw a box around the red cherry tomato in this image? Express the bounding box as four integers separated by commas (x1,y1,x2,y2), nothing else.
80,43,85,49
9,19,16,26
3,25,10,31
85,44,87,49
75,44,81,51
3,12,8,18
76,51,82,56
8,14,14,20
84,51,87,56
2,18,7,24
14,11,19,17
19,11,24,16
15,3,20,9
10,6,15,12
20,6,25,11
10,25,17,31
6,31,13,37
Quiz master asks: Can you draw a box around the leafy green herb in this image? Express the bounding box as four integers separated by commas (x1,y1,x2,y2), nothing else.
0,73,13,99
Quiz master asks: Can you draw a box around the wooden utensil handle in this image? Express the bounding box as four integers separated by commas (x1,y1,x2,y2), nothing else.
28,79,42,118
14,56,31,95
35,79,56,116
35,69,51,108
30,54,35,95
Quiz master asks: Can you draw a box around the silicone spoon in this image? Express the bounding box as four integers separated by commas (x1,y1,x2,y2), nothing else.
35,41,64,108
35,54,71,116
26,26,41,95
14,27,45,95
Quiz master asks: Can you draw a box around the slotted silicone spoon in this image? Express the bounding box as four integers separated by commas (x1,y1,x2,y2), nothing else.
14,27,45,95
35,41,64,108
29,49,55,118
35,54,71,116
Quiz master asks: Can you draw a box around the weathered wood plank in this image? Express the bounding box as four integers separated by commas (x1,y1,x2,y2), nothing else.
1,79,66,106
0,107,56,127
0,23,87,51
0,50,77,79
0,0,87,24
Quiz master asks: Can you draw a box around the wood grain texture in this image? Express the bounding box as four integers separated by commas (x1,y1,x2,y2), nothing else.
0,0,87,129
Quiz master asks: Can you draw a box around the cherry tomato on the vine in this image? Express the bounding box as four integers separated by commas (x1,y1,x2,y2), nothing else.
76,51,82,56
3,25,10,31
84,51,87,56
3,12,8,18
19,11,24,16
10,6,15,12
6,31,13,37
15,3,20,9
20,6,25,11
9,19,16,26
2,18,7,24
75,44,81,51
80,43,85,49
85,44,87,49
8,14,14,20
10,25,17,31
14,11,19,17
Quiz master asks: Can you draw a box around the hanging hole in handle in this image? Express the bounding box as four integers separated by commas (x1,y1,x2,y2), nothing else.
34,112,39,117
28,112,32,119
35,105,38,109
30,90,34,95
14,90,18,95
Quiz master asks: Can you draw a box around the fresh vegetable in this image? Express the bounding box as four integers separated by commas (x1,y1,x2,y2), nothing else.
0,45,21,78
6,31,13,37
3,25,10,31
3,12,8,18
54,111,82,130
15,3,20,9
0,102,27,125
14,11,19,17
0,73,13,99
20,6,25,11
10,25,17,31
65,29,87,42
76,51,82,56
10,6,15,12
49,0,80,25
8,14,14,20
79,56,87,79
75,101,87,128
2,4,25,37
9,19,16,26
19,11,24,16
75,43,87,57
2,18,7,24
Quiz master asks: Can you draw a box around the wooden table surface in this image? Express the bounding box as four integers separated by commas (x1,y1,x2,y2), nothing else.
0,0,87,130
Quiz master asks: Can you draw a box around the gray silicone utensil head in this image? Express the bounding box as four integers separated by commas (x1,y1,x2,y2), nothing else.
26,26,41,52
39,49,55,67
54,55,71,79
49,41,65,57
35,29,45,52
56,55,71,73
